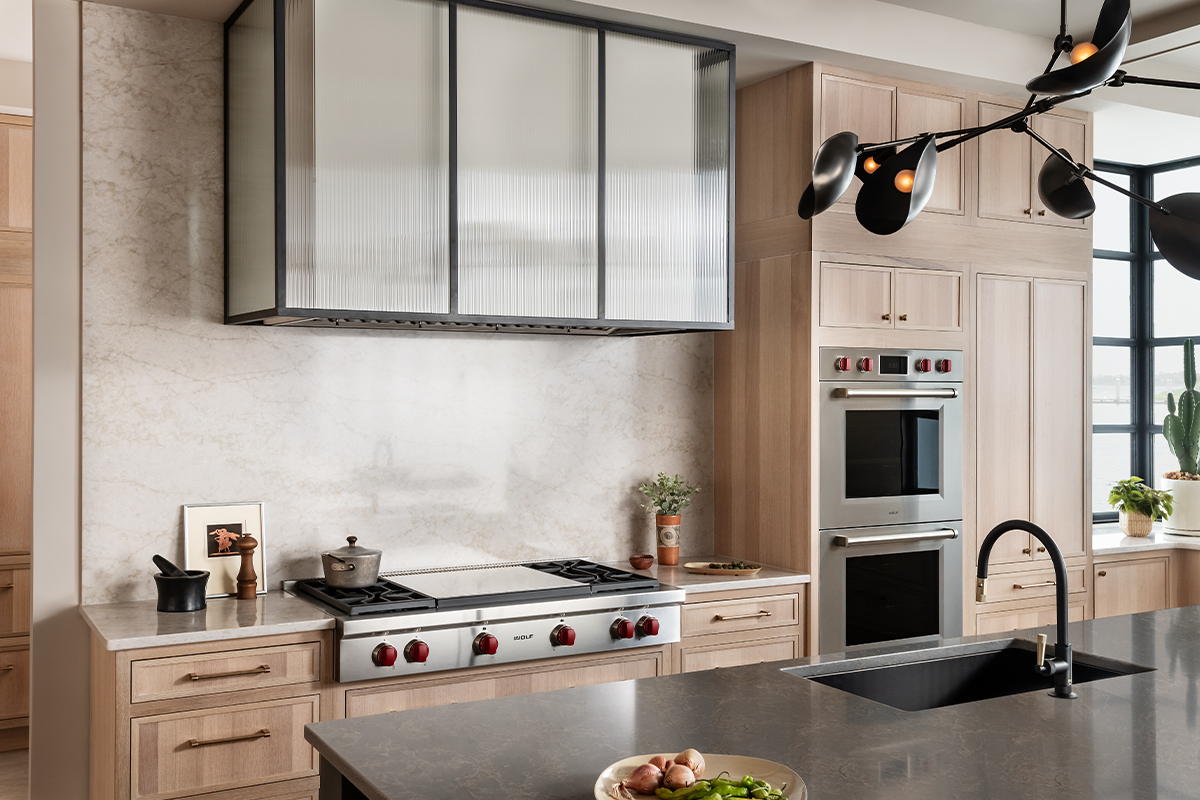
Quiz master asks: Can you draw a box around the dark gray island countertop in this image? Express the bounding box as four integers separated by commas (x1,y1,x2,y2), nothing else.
305,606,1200,799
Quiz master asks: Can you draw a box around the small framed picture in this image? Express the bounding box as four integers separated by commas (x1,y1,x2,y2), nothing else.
183,502,266,597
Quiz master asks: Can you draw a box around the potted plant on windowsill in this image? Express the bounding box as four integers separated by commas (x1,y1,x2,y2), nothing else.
1108,477,1173,538
1162,338,1200,535
637,473,701,566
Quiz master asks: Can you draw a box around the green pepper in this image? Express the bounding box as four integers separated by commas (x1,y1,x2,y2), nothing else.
683,782,712,800
656,788,696,800
750,789,770,799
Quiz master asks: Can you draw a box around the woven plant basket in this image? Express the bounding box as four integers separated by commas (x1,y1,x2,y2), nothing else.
1119,510,1154,537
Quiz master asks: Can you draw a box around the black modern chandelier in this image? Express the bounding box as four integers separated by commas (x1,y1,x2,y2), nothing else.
798,0,1200,280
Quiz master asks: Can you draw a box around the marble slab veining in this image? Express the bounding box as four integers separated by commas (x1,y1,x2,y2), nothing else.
602,555,810,595
80,591,335,651
79,2,714,605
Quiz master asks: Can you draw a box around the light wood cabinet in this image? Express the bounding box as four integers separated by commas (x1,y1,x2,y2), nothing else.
677,633,799,673
1094,557,1170,619
976,564,1087,605
672,585,807,674
130,642,322,704
820,262,961,331
0,286,31,554
821,75,894,208
976,600,1087,636
0,116,32,232
896,89,964,215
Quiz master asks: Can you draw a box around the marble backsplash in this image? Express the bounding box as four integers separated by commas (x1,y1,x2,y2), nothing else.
80,3,714,605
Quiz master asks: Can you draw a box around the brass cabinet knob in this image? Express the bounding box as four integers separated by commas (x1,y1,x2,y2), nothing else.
1037,210,1046,216
899,314,908,321
1024,208,1032,216
1037,546,1046,553
1099,570,1107,577
882,313,891,321
1022,547,1032,554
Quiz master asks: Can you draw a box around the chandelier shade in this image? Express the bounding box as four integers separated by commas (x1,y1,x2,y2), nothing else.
1026,0,1130,95
798,131,859,219
1037,151,1095,219
854,135,938,235
1150,194,1200,280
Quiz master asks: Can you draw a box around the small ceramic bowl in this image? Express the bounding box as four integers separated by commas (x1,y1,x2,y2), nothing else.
629,554,655,570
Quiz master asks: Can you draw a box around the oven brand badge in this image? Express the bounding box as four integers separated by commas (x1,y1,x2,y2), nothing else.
513,633,534,641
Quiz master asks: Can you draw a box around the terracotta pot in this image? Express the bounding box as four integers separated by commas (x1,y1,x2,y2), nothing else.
1119,510,1153,537
656,514,681,565
1164,478,1200,535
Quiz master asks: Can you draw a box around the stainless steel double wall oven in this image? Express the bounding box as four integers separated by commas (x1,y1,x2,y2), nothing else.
818,347,964,653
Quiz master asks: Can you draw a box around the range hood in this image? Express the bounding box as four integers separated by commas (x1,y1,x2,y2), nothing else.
224,0,735,336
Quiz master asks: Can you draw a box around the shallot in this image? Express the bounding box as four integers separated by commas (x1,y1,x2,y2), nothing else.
647,755,668,770
674,748,706,778
610,763,662,798
663,764,696,790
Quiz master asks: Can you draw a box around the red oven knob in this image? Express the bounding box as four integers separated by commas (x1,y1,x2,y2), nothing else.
372,643,398,667
835,357,851,372
551,625,576,646
858,357,874,373
611,618,635,640
636,616,660,637
916,358,932,373
936,358,953,373
473,632,499,656
403,640,429,663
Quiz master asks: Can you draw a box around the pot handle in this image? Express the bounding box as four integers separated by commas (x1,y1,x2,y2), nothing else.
322,553,355,569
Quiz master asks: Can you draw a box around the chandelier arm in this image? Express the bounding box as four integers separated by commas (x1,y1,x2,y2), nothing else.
1110,73,1200,91
1023,127,1169,214
1026,48,1066,109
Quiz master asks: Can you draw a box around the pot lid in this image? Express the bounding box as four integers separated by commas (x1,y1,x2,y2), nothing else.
323,536,381,559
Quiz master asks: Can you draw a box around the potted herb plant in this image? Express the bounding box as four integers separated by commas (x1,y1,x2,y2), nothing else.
638,473,701,566
1162,338,1200,535
1108,477,1173,538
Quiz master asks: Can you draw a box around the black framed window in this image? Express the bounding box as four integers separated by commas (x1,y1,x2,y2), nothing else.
1093,156,1200,522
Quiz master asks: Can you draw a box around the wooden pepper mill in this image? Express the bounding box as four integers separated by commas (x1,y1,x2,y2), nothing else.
236,534,259,599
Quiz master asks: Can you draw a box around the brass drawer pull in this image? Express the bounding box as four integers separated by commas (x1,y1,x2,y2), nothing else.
187,728,271,748
0,584,14,589
0,665,13,671
1098,570,1107,577
187,664,271,682
1013,580,1056,590
714,610,772,621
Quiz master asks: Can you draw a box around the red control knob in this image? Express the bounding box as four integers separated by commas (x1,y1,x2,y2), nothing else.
403,640,429,664
835,357,852,372
637,616,660,637
473,632,499,656
611,618,635,640
858,357,874,373
937,358,953,373
372,643,398,667
916,358,932,373
552,625,576,646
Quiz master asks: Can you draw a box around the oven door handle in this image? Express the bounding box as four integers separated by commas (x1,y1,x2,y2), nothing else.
832,527,960,547
831,388,959,399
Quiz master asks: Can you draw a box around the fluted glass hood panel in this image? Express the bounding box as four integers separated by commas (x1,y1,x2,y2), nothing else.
456,7,599,319
286,0,450,314
604,34,729,323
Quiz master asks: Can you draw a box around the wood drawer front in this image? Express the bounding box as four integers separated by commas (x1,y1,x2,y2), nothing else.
976,602,1086,636
978,566,1085,605
0,568,30,635
679,635,798,674
131,642,320,704
682,593,798,637
1094,557,1170,619
346,650,662,718
0,647,28,719
130,695,319,800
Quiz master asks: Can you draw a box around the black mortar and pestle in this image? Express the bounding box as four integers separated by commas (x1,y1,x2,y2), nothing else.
153,554,209,612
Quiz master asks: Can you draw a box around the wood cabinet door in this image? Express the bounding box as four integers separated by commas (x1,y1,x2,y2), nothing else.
977,102,1033,222
1031,113,1088,228
819,263,893,328
1031,279,1087,558
894,268,962,331
821,75,895,207
0,646,28,720
678,634,798,674
976,601,1086,635
976,275,1033,565
0,119,32,232
1094,558,1170,618
897,89,963,215
0,286,31,555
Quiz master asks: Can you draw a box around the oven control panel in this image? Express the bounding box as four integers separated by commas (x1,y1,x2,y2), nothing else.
821,347,962,382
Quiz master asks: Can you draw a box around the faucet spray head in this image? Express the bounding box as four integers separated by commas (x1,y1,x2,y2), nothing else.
975,577,988,602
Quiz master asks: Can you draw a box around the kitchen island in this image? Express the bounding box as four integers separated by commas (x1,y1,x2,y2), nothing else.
305,605,1200,799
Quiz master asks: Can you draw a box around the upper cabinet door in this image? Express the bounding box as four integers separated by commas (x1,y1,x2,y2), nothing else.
896,90,963,215
819,263,893,328
0,120,32,232
977,101,1033,223
0,286,31,554
894,268,962,331
1031,113,1088,229
821,75,895,207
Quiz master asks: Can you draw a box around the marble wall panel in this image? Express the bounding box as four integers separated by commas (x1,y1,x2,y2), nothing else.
80,3,714,604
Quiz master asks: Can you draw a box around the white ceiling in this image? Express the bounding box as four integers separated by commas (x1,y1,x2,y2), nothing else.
0,0,32,62
876,0,1198,39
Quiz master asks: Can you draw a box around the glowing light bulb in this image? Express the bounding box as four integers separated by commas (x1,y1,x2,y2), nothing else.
863,156,881,174
1070,41,1098,64
894,169,915,193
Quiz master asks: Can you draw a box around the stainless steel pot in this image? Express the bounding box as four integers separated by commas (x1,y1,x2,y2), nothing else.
320,536,382,588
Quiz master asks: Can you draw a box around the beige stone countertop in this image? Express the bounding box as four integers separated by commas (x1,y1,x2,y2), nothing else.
1093,522,1200,557
602,554,810,595
80,591,335,651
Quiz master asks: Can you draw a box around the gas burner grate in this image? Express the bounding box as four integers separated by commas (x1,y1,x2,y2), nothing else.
295,579,436,616
524,559,659,593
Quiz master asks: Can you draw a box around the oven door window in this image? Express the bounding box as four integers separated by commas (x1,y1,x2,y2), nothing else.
845,410,940,498
845,550,940,647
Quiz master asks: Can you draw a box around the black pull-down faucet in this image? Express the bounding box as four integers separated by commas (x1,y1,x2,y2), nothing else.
976,519,1077,699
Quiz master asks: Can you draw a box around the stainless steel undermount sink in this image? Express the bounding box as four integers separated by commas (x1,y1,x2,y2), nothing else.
783,638,1153,711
